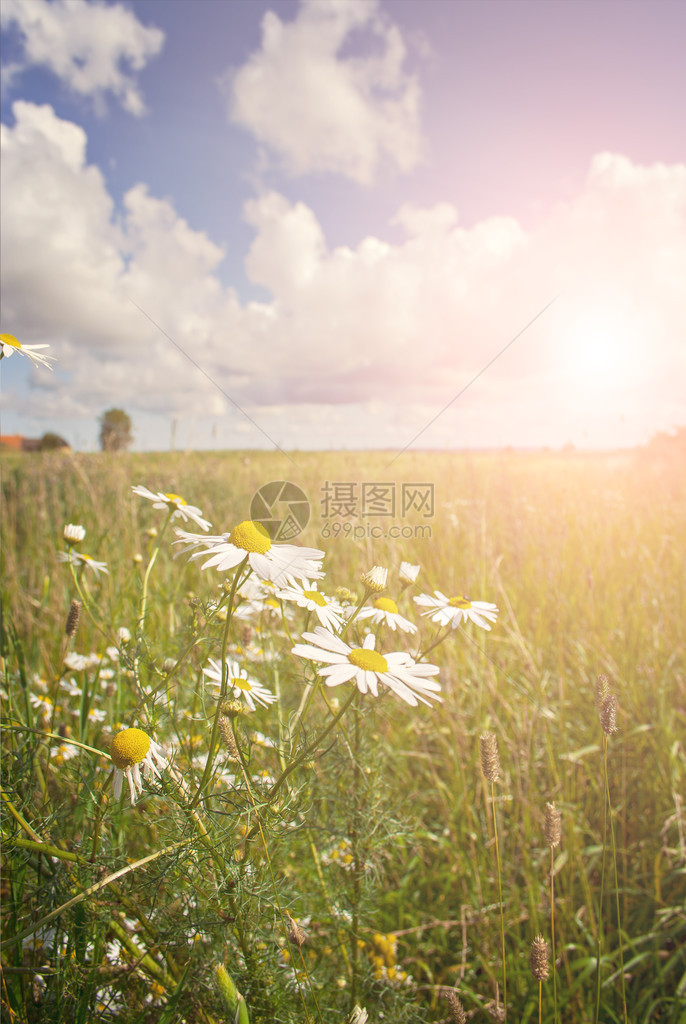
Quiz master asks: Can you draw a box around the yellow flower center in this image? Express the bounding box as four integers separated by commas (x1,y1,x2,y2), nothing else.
232,677,252,692
110,727,151,769
304,590,327,606
448,595,472,609
348,648,388,673
265,597,280,609
1,334,21,350
374,597,398,614
164,492,186,506
230,520,271,554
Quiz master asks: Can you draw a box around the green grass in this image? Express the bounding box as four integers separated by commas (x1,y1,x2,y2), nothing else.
1,447,685,1023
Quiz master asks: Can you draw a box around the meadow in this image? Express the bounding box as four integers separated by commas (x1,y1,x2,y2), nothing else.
1,446,684,1023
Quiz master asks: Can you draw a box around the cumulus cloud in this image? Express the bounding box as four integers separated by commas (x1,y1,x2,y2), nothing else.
0,0,164,115
226,0,422,184
1,102,684,449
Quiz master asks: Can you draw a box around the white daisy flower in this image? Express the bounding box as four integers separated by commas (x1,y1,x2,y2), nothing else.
356,596,417,634
63,523,86,546
57,550,109,577
175,520,324,587
204,658,277,711
292,626,441,707
0,333,55,369
51,742,80,764
109,727,167,806
132,485,212,531
277,580,345,631
414,591,499,630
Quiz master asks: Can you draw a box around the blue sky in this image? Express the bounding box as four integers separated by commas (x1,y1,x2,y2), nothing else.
1,0,685,452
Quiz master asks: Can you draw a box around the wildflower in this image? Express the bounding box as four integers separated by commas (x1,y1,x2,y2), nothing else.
175,520,324,586
63,524,86,546
204,658,277,710
0,333,55,369
51,742,79,765
357,596,417,634
278,580,345,631
399,561,420,585
57,550,109,577
132,485,212,531
414,590,499,630
361,565,388,593
292,625,442,707
110,727,167,806
349,1007,369,1024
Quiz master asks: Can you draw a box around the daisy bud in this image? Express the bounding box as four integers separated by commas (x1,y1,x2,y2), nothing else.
530,933,550,981
480,731,501,783
544,802,562,849
65,600,82,639
63,523,86,547
600,693,618,735
399,561,420,585
361,565,388,593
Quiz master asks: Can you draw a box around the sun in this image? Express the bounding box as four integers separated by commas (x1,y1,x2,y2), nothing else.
557,299,648,397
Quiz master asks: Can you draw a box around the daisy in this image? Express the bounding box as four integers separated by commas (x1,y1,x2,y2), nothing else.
132,485,212,531
57,550,109,577
356,596,417,634
63,523,86,546
414,591,499,630
0,333,55,369
277,580,345,631
109,727,167,806
292,626,441,707
361,565,388,593
204,658,277,711
175,520,324,587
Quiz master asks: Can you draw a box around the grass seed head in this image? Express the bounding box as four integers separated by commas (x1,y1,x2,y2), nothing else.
595,673,610,707
480,731,501,783
600,693,618,735
65,599,82,639
544,801,562,848
530,933,550,981
445,987,467,1023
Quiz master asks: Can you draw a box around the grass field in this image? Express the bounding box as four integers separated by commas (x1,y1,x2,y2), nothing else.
1,446,684,1023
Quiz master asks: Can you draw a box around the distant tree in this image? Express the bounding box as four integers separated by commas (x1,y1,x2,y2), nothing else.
100,408,133,452
37,432,70,451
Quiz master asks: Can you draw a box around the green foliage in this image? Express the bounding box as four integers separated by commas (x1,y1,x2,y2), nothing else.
37,432,70,451
1,449,685,1023
99,408,133,452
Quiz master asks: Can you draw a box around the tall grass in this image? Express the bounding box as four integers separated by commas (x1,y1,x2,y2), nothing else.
1,446,684,1022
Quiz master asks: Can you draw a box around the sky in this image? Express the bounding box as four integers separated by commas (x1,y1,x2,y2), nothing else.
1,0,685,453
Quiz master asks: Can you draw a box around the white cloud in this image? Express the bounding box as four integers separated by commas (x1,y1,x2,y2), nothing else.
226,0,422,184
0,0,164,115
1,102,684,450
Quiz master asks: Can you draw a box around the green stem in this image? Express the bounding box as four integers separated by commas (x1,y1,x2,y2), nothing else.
190,557,249,808
605,742,628,1024
492,780,507,1014
594,736,608,1024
